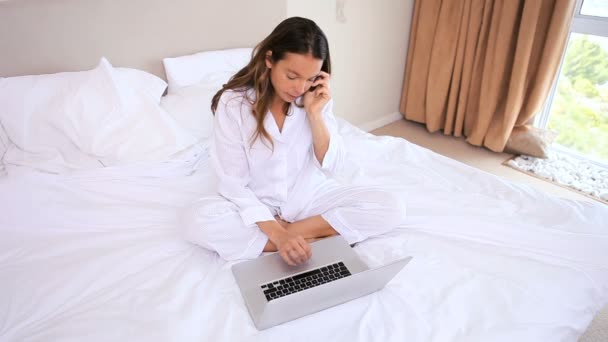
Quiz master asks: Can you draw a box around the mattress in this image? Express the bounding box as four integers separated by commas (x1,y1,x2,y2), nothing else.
1,120,607,341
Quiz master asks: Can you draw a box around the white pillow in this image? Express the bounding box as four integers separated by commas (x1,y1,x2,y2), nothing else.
92,60,197,166
163,47,252,93
0,61,114,172
160,80,219,142
0,58,196,173
116,67,167,102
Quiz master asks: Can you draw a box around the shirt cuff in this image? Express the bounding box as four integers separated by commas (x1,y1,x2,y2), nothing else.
314,133,339,170
238,229,270,260
239,205,276,226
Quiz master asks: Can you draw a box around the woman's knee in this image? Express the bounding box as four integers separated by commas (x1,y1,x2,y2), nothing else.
178,196,238,246
357,189,406,227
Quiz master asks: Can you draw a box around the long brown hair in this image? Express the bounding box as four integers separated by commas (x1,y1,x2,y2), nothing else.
211,17,331,147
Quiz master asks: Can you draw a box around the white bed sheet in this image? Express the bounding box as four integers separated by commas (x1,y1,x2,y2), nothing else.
1,121,607,342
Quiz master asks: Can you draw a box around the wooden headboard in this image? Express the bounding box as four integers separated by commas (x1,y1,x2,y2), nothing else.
0,0,285,79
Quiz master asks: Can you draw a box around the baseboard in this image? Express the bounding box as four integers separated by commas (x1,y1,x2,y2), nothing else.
357,112,403,132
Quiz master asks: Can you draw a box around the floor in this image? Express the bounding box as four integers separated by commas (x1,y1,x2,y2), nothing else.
371,118,607,342
371,119,593,202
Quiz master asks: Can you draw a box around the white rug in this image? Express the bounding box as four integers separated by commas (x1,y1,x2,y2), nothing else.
505,152,608,204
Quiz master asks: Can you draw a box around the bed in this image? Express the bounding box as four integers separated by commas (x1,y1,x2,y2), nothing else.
1,113,607,341
1,1,608,341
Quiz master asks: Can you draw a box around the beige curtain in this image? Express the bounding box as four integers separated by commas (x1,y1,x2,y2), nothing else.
400,0,575,152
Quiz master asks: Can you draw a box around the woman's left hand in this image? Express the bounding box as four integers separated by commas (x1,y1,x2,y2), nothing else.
302,71,331,119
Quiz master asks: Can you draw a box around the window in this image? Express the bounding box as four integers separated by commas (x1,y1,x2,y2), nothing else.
580,0,608,17
537,0,608,166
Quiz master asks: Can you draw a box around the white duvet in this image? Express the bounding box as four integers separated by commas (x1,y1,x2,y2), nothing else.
1,121,607,342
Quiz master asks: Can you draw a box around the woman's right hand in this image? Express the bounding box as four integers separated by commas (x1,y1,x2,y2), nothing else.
273,230,312,266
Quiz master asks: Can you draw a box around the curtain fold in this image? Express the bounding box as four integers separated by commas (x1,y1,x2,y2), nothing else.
400,0,575,152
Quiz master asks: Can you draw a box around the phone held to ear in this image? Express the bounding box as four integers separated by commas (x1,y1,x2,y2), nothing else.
309,75,322,92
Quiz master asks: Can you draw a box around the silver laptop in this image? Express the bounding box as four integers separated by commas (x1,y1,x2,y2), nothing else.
232,235,412,330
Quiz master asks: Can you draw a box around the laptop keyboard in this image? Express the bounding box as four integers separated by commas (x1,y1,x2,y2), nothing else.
261,261,352,301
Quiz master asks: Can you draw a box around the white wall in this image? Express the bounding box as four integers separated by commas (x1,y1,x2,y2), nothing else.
287,0,414,129
0,0,286,79
0,0,412,130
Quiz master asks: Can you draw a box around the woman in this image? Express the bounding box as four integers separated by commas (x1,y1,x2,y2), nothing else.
181,17,406,266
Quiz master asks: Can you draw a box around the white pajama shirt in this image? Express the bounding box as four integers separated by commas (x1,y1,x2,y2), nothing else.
181,89,406,260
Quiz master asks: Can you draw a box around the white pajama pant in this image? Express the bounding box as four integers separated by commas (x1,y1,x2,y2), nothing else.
180,183,407,260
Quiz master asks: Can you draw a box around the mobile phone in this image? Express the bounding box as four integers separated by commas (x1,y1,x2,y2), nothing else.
309,75,322,92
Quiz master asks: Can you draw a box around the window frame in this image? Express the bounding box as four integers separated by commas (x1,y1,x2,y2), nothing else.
536,0,608,167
